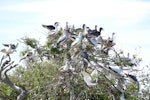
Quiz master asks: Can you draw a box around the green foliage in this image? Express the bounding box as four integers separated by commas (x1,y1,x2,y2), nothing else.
22,37,38,48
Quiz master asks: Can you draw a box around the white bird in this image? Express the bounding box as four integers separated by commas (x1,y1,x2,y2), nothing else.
86,35,103,48
59,60,75,72
0,43,18,56
19,49,36,62
71,32,83,47
107,32,116,47
82,24,89,36
42,22,59,34
91,69,99,82
107,66,125,79
120,92,126,100
81,70,98,87
57,29,69,46
124,53,132,62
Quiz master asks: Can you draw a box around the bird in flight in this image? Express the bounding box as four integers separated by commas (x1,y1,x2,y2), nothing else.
42,22,60,34
0,43,19,56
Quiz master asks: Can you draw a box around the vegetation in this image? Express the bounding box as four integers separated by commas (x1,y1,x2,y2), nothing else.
0,22,148,100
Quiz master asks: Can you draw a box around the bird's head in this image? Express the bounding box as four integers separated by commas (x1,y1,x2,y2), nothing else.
112,32,115,35
82,24,86,29
99,27,104,31
54,22,59,26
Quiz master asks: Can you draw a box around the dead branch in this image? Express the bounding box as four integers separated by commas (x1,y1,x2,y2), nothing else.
0,55,27,100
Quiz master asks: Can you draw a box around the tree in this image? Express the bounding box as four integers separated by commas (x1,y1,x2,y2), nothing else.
0,22,143,99
0,50,27,100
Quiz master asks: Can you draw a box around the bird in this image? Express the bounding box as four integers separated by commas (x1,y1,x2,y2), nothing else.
65,22,69,30
71,31,83,47
108,66,125,78
86,35,103,48
88,26,103,37
126,74,138,82
3,43,19,50
108,66,119,74
125,73,139,91
80,50,90,62
81,70,98,87
0,43,19,56
82,24,89,36
120,92,126,100
56,29,69,46
59,60,75,72
103,32,116,50
107,32,116,46
19,49,36,63
70,32,78,40
91,69,99,82
123,53,132,62
42,22,59,34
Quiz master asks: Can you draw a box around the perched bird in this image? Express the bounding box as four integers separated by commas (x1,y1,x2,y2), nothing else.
82,24,89,36
0,43,19,56
80,50,90,62
107,32,116,47
59,60,75,72
65,22,69,30
120,92,126,100
86,35,103,47
91,69,99,83
125,73,139,91
108,66,125,78
56,29,69,46
71,31,83,47
108,66,119,74
88,26,103,37
19,49,36,63
42,22,59,34
102,32,115,51
81,70,98,87
3,43,18,50
123,53,132,62
70,32,78,40
120,53,136,66
126,74,138,82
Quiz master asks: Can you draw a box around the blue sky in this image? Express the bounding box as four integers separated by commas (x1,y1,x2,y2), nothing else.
0,0,150,67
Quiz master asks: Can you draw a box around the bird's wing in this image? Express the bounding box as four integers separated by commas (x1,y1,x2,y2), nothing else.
71,39,78,47
2,44,9,47
82,71,92,82
91,69,98,77
42,25,55,30
87,82,98,86
128,74,138,82
57,34,67,45
0,48,7,53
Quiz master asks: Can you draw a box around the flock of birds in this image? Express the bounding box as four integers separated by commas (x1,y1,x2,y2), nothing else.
42,22,116,51
0,22,140,100
41,22,140,99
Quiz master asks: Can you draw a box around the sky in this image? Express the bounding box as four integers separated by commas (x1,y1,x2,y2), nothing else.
0,0,150,69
